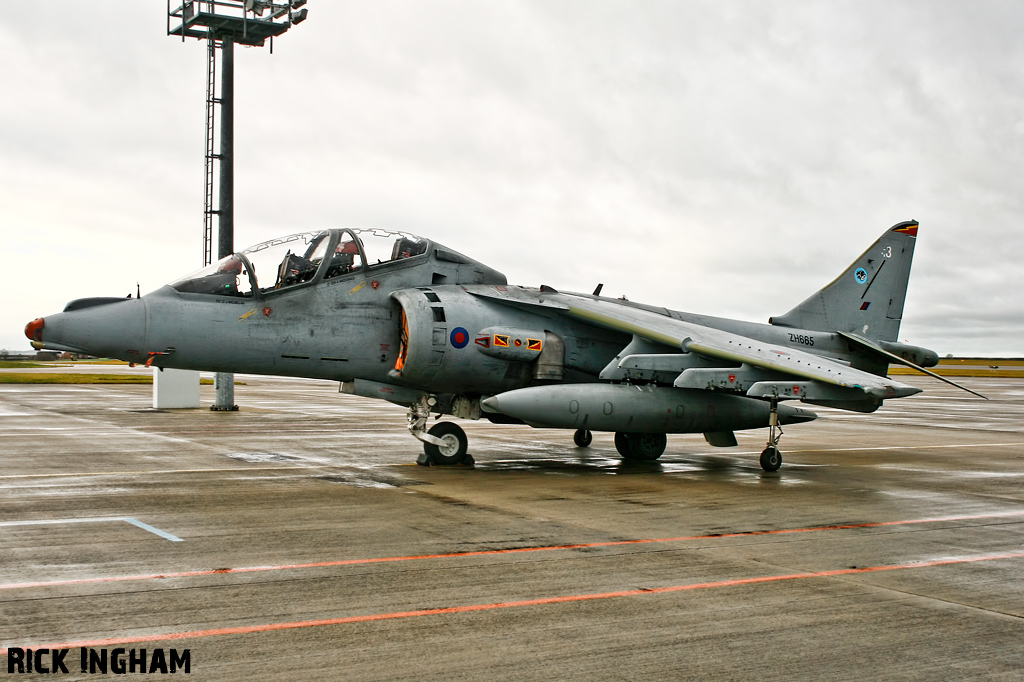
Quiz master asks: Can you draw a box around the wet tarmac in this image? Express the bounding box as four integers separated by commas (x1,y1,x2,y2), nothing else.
1,370,1022,680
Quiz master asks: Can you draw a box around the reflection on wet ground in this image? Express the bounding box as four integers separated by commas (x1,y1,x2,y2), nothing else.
475,454,747,476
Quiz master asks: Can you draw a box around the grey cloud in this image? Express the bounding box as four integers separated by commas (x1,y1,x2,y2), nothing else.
2,1,1023,357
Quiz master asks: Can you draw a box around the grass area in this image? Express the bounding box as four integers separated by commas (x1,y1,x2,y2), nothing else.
890,358,1024,377
936,358,1024,366
889,367,1024,378
68,359,131,365
5,358,1020,382
0,373,153,384
1,359,128,367
0,374,218,385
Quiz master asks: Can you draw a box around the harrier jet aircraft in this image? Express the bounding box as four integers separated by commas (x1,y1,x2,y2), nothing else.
26,220,976,471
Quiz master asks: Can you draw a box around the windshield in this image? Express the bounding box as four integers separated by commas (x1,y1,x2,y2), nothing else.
324,228,428,280
169,228,430,297
169,254,253,296
244,231,331,293
170,231,330,297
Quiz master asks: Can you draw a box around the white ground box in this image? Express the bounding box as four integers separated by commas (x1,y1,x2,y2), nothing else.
153,368,200,409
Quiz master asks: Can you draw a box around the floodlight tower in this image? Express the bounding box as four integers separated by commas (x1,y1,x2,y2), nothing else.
168,0,309,410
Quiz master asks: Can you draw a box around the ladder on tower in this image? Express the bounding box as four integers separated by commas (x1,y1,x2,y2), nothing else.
202,37,221,267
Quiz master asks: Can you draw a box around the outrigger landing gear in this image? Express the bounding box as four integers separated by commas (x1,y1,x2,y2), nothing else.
760,398,783,472
408,396,473,466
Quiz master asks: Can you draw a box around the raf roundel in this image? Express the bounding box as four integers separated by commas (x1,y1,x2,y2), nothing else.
450,327,469,349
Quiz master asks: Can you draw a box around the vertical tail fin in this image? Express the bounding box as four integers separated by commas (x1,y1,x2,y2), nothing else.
769,221,919,342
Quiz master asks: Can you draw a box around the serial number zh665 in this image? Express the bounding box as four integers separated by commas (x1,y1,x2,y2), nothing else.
789,333,814,347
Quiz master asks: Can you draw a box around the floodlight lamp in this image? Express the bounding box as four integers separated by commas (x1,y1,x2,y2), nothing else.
244,0,267,16
291,0,307,8
291,7,309,24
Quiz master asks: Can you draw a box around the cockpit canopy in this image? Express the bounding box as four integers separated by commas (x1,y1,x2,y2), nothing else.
170,228,431,297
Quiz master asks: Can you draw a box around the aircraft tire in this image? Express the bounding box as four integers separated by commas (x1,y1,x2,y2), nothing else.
424,422,469,465
759,446,782,472
573,429,593,448
614,432,631,457
615,432,666,461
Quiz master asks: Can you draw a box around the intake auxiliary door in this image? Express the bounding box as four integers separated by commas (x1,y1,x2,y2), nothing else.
391,289,447,385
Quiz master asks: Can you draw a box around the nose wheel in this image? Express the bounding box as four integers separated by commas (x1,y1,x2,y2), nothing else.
760,399,783,472
422,421,469,465
408,396,472,466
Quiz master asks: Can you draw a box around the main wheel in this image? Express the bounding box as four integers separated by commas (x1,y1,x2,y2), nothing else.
423,422,469,465
614,432,667,461
614,432,631,457
759,446,782,472
573,429,593,448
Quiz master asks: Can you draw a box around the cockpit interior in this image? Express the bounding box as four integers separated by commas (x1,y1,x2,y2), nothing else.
171,228,430,297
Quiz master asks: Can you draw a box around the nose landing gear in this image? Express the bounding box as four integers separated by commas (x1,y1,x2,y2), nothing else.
422,421,469,465
408,396,473,466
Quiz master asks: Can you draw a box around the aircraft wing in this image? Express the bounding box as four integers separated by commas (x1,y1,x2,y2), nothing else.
551,294,922,402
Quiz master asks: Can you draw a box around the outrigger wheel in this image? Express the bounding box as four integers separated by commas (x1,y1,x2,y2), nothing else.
760,398,783,472
759,446,782,472
423,422,469,465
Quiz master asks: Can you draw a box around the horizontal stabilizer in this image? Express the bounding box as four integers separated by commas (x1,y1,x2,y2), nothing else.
838,331,987,400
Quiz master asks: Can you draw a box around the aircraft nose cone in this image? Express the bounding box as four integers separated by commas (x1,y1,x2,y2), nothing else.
24,317,45,344
34,298,147,358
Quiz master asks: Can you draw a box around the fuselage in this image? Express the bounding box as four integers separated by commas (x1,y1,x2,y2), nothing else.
26,227,936,407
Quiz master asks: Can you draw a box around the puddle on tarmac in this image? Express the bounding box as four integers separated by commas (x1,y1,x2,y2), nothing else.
471,453,808,484
315,474,399,489
223,451,335,465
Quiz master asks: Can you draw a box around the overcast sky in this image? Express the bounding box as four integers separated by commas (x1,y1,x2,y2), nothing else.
2,1,1022,355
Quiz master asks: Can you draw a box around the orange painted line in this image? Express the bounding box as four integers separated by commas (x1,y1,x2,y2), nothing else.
3,511,1023,592
4,550,1023,654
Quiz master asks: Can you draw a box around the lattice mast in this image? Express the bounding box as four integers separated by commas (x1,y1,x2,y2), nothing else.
167,0,309,266
167,0,310,409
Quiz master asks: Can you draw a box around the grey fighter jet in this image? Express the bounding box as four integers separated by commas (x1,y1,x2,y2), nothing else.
25,221,976,471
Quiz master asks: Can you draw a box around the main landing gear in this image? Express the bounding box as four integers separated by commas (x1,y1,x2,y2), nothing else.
408,396,472,466
574,428,666,461
614,432,667,461
760,399,783,472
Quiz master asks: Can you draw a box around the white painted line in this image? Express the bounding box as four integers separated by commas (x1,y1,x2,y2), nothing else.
0,466,307,480
122,518,184,542
0,517,183,542
789,442,1024,454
